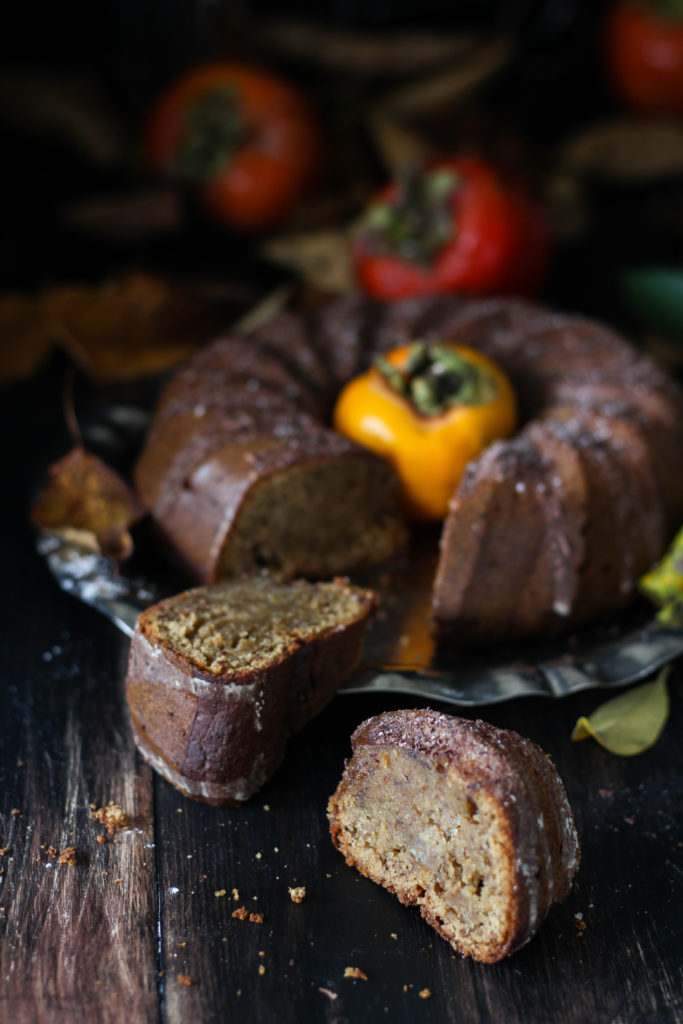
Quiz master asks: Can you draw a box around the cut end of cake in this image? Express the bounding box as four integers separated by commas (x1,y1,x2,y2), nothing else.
327,709,580,963
126,577,378,805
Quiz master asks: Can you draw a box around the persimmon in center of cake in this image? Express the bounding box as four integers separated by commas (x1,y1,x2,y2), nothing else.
333,341,517,520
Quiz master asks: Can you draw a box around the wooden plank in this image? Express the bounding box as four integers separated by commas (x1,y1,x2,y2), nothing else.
0,375,161,1024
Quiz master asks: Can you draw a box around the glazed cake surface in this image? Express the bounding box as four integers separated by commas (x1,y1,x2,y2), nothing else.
135,295,683,641
327,708,580,962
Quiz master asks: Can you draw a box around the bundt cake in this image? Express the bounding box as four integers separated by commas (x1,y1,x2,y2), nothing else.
134,295,683,642
327,709,580,963
125,576,377,805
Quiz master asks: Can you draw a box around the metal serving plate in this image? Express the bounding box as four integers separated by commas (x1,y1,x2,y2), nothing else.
36,527,683,707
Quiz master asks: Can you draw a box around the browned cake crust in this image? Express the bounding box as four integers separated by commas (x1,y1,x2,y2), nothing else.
135,294,683,641
328,709,580,963
126,577,377,806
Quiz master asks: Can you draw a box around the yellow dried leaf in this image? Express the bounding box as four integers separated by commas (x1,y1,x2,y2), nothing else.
639,524,683,627
31,446,143,561
571,668,670,756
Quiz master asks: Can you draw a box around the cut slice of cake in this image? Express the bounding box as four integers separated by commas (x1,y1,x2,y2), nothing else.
126,577,377,805
328,709,580,963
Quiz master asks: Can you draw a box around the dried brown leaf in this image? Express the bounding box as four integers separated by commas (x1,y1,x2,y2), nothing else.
261,20,481,79
260,231,356,295
59,188,182,241
561,116,683,184
0,294,56,383
31,446,143,561
43,272,231,383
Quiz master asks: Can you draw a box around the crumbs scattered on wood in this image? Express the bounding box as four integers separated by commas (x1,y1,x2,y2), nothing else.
344,967,368,981
58,847,78,866
215,889,227,898
258,964,266,976
289,886,306,903
419,988,432,999
91,803,128,834
231,906,264,923
177,974,194,987
573,912,587,936
11,809,20,816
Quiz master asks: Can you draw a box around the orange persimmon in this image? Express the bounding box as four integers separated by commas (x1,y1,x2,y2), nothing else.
334,341,517,521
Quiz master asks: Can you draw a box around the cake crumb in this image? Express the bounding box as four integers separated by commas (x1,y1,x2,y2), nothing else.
0,848,8,856
96,836,106,845
249,912,264,924
419,988,432,1000
390,932,398,940
344,967,368,981
231,888,239,901
263,804,270,812
91,803,128,834
288,886,306,903
177,975,194,987
58,847,78,866
215,889,227,898
258,964,266,976
258,950,265,958
11,809,20,816
573,913,587,936
319,987,338,1001
232,906,249,921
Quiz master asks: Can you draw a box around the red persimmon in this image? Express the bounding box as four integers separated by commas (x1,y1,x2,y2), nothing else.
144,63,322,231
605,1,683,117
352,157,548,301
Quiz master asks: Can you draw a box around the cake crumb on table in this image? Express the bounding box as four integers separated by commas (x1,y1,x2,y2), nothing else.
419,988,432,999
258,964,266,976
288,885,306,903
319,988,338,1001
215,889,227,898
344,967,368,981
232,907,263,923
58,847,78,866
91,803,128,834
177,975,194,987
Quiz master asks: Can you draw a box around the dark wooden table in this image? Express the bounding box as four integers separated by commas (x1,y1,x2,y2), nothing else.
1,362,682,1024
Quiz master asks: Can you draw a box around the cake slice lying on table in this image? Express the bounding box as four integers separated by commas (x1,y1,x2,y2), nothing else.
125,577,377,805
328,709,580,963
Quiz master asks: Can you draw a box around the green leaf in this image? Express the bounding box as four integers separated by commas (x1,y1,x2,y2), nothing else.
571,668,670,756
620,267,683,343
640,523,683,627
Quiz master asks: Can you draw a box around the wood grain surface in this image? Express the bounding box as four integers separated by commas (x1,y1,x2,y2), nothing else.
1,369,682,1024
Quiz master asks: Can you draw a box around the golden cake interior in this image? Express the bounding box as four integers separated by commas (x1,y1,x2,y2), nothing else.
217,459,406,581
144,578,370,675
329,744,517,962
